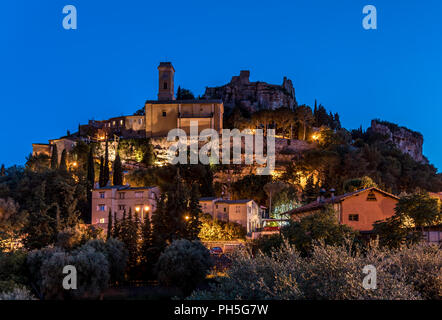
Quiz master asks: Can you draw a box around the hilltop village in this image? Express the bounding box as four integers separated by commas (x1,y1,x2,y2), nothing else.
27,62,442,238
0,62,441,300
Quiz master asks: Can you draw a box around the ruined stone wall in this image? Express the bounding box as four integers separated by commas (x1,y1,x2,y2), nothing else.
203,71,297,113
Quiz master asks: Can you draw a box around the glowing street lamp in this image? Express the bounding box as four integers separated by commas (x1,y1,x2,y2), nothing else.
144,205,150,212
135,206,141,212
184,215,190,221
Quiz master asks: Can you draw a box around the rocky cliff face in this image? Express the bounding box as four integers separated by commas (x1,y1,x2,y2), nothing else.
203,70,297,113
370,120,426,163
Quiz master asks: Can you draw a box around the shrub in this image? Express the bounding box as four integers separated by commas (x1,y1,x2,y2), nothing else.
27,244,111,300
0,286,35,300
156,239,213,296
81,238,128,284
0,250,28,289
190,243,303,300
190,241,439,300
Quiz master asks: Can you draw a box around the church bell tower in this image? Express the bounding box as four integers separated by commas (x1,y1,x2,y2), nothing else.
157,62,175,101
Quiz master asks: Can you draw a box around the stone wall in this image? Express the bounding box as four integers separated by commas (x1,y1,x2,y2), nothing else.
370,120,426,163
203,70,297,112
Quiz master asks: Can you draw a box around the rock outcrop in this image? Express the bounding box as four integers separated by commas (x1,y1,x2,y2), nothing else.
370,120,427,163
203,70,297,113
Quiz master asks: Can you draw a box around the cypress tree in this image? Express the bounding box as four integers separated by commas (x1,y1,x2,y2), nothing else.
50,144,58,169
113,153,123,186
303,175,318,204
113,211,120,238
107,209,113,240
140,214,154,279
99,156,105,187
187,183,202,240
59,149,68,171
151,169,189,247
103,140,110,186
87,146,95,188
0,164,5,176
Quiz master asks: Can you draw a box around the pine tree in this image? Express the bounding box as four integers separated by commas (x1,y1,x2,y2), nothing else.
103,140,110,186
59,149,68,171
50,144,58,169
187,183,202,240
0,164,5,176
107,209,113,240
113,153,123,186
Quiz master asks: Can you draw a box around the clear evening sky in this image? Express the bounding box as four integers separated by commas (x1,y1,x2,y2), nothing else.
1,0,441,170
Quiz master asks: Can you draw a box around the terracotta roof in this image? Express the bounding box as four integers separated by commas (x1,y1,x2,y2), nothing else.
199,197,219,202
216,199,253,204
94,185,157,191
145,99,223,105
286,187,399,216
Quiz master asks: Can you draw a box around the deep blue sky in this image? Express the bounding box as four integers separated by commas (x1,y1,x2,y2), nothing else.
1,0,441,170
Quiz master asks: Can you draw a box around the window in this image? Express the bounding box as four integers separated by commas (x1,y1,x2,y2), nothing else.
118,205,126,211
367,191,377,201
135,192,144,198
162,111,167,117
99,218,105,224
120,120,123,125
216,204,218,209
236,206,240,213
163,82,168,89
349,214,359,221
98,204,106,212
223,207,227,212
99,192,105,199
119,193,125,199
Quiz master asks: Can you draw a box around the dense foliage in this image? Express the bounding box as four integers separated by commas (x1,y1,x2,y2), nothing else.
190,241,441,300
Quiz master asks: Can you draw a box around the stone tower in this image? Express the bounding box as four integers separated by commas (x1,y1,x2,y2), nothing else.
157,62,175,101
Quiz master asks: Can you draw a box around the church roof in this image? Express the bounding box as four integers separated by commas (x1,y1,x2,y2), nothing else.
145,99,223,105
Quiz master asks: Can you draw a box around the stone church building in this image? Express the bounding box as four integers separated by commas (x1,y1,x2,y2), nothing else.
145,62,224,137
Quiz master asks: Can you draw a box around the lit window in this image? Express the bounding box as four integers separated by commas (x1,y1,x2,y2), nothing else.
100,218,105,224
349,214,359,221
367,191,377,201
120,120,123,125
